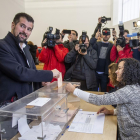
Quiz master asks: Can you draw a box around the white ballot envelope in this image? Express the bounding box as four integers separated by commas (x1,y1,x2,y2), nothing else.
57,72,62,88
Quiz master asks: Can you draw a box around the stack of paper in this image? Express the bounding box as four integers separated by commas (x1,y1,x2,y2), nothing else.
68,111,105,134
18,121,62,140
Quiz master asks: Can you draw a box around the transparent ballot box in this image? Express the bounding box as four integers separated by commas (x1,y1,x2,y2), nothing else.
0,81,80,140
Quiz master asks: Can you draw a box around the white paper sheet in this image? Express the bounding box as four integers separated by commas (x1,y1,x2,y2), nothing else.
68,111,105,134
12,107,26,128
18,115,30,136
57,72,62,88
27,97,51,107
12,114,23,128
18,123,62,140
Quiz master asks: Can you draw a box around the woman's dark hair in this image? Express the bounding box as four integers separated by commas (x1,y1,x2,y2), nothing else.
117,58,140,88
13,13,34,25
79,35,89,43
124,29,129,34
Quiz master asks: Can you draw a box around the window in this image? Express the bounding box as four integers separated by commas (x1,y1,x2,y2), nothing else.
113,0,140,25
123,0,140,22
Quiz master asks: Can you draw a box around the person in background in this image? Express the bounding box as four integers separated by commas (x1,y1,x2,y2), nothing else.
66,58,140,140
64,35,98,91
90,17,102,45
39,33,69,83
92,28,113,92
63,30,79,51
107,63,118,92
110,29,133,63
63,30,79,71
132,36,140,61
27,41,39,65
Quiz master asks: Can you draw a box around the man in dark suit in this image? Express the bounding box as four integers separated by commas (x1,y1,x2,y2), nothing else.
0,13,60,107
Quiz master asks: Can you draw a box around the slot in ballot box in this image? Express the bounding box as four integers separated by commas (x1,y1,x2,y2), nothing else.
0,81,80,140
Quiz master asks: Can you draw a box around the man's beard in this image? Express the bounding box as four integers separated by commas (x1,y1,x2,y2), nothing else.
103,37,109,42
16,32,27,43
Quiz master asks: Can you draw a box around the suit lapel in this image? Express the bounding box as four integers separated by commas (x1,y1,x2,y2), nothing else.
5,32,33,68
23,46,32,68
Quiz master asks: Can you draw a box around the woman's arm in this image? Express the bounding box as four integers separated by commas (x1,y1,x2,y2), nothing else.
66,83,133,106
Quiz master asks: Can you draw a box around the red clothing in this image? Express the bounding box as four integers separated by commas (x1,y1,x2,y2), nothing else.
39,44,69,82
108,44,133,90
110,44,133,63
36,49,39,58
36,47,42,58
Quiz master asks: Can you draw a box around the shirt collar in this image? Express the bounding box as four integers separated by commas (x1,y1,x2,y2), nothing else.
19,43,26,50
102,41,109,44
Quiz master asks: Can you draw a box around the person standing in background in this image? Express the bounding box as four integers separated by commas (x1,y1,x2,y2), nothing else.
39,33,69,83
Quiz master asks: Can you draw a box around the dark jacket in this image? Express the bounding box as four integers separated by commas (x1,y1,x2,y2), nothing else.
64,45,98,89
0,32,53,102
93,41,113,74
63,40,79,51
90,37,97,47
132,48,140,61
28,44,37,64
63,40,79,71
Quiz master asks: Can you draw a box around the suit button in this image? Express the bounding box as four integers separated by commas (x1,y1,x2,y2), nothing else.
28,82,31,85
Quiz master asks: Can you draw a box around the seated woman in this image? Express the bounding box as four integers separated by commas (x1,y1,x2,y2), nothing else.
66,58,140,140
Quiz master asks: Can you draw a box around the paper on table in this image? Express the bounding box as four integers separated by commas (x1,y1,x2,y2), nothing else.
18,115,30,136
27,97,51,107
18,123,62,140
68,111,105,134
57,72,62,88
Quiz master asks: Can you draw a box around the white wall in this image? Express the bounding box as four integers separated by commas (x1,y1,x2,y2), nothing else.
0,0,25,39
25,0,111,46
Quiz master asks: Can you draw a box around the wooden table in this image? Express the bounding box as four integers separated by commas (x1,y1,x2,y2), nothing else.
36,63,44,70
60,91,117,140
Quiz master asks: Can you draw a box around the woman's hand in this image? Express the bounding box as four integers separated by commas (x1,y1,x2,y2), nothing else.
97,107,114,115
65,83,76,93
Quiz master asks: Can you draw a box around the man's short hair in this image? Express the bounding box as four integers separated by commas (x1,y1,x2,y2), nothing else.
13,13,34,25
60,33,64,39
102,28,110,33
79,35,89,43
71,30,78,37
124,29,129,34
